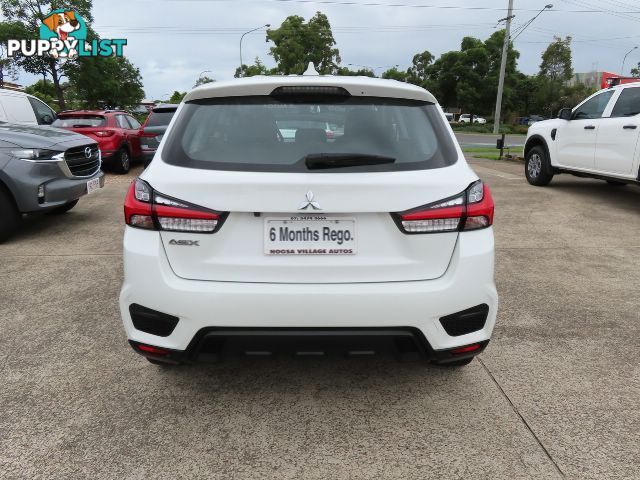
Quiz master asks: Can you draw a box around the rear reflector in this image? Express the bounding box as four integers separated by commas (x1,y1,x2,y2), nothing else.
136,344,170,356
124,178,227,233
393,181,494,234
451,343,482,355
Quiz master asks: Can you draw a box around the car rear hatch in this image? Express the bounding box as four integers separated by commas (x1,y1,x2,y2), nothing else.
140,89,479,284
53,115,109,140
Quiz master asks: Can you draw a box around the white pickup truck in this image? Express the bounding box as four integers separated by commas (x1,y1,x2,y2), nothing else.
524,82,640,186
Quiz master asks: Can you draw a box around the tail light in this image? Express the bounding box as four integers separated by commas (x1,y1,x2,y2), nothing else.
393,181,494,234
95,130,115,137
124,178,227,233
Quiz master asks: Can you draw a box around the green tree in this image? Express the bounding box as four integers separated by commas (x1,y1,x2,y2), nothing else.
267,12,340,74
427,51,462,109
168,91,186,103
0,0,94,109
0,21,25,87
194,75,214,88
235,57,271,78
406,51,434,87
381,67,407,82
538,36,573,117
24,78,57,109
64,55,144,109
539,36,573,83
335,66,375,77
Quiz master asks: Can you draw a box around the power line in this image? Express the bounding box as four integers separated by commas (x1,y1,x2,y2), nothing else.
150,0,640,13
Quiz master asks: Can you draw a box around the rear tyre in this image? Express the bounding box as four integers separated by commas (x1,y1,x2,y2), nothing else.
47,199,78,215
606,180,627,186
435,357,474,367
525,145,554,186
0,187,20,243
114,148,131,174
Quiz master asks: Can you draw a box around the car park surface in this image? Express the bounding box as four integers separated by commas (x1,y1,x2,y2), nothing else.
1,158,638,478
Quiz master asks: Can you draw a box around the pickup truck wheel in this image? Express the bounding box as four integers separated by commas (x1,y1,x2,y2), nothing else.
0,188,20,243
114,148,131,174
525,146,554,186
47,199,79,214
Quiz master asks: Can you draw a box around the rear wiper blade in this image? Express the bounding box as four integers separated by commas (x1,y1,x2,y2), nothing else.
303,153,396,170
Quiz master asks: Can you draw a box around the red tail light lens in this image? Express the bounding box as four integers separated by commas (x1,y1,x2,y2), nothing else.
124,178,227,233
95,130,115,137
394,181,494,234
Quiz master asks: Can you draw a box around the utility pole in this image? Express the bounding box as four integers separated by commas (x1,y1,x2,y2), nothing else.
493,0,514,135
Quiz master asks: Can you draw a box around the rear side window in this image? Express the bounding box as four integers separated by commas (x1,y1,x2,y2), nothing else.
610,87,640,117
163,96,457,172
53,116,106,127
115,114,130,129
126,115,141,129
146,110,176,127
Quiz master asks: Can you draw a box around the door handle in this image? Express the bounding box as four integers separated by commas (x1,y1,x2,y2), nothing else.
584,125,596,130
623,125,637,129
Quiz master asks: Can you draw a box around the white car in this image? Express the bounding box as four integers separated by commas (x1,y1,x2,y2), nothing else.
459,114,487,124
0,88,58,125
119,72,498,367
525,82,640,186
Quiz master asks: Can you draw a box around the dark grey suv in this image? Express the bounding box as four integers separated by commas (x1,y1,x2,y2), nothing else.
0,124,104,242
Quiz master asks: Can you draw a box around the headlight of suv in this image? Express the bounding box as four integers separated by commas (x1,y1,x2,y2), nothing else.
11,149,64,162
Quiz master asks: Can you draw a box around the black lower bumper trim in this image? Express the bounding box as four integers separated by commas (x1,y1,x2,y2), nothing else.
129,328,490,364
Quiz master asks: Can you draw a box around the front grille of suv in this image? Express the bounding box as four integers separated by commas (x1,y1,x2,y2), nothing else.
64,144,100,177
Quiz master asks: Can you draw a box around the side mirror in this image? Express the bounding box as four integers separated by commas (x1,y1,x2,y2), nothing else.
558,108,572,120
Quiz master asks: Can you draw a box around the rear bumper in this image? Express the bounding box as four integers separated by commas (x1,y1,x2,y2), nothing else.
120,228,498,359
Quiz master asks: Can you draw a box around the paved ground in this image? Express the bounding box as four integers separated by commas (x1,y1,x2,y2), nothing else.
455,132,526,148
1,160,638,479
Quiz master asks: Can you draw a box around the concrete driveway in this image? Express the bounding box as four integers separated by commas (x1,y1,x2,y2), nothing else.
1,160,638,479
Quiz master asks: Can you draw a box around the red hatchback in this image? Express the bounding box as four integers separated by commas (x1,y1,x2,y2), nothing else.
52,110,143,173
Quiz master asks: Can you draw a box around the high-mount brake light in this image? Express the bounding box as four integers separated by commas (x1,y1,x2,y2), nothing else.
270,86,350,96
124,178,227,233
394,181,494,234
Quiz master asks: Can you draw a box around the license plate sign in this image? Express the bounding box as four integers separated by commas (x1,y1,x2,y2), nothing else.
86,177,101,194
264,216,356,255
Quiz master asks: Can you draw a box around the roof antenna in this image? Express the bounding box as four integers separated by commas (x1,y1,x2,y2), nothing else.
303,62,319,76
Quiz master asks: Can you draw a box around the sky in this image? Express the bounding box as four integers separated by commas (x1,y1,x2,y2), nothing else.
10,0,640,100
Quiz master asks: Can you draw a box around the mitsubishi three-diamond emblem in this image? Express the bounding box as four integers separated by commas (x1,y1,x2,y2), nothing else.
298,190,321,210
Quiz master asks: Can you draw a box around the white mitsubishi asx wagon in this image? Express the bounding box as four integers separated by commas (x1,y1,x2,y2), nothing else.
119,71,498,367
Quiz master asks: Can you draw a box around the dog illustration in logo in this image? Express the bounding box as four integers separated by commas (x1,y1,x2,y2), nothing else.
42,11,80,58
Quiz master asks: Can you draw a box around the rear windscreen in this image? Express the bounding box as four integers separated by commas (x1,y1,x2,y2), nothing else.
53,116,105,127
146,110,176,127
162,96,457,172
